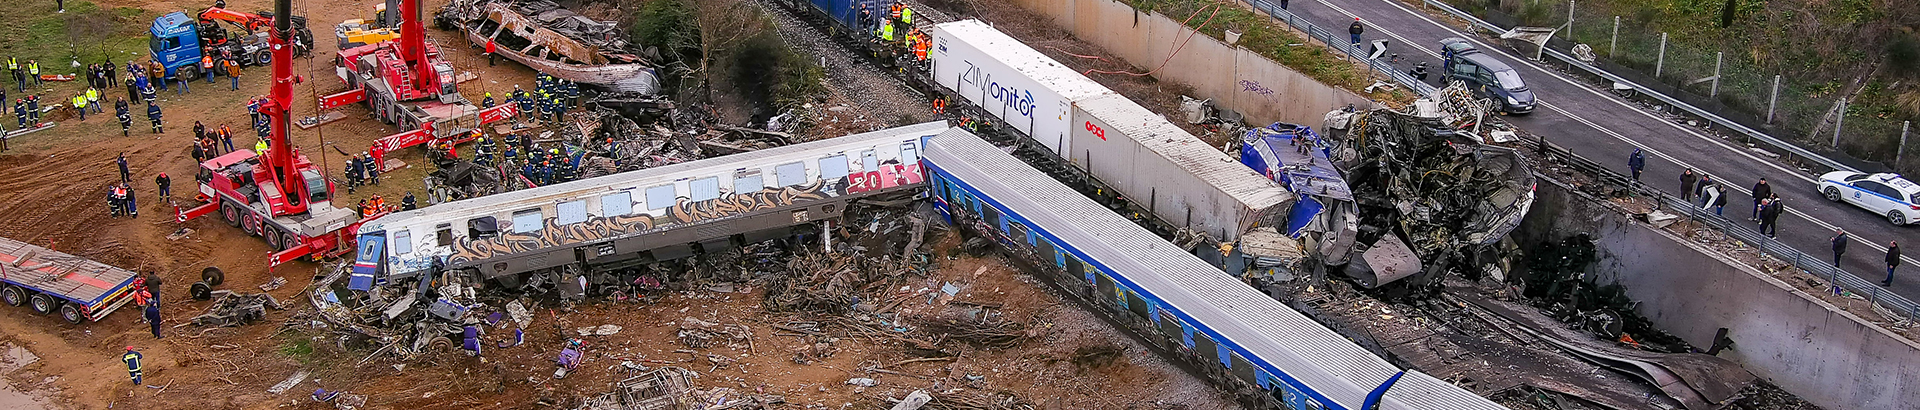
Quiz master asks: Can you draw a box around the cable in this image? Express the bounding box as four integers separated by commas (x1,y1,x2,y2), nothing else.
1081,4,1222,78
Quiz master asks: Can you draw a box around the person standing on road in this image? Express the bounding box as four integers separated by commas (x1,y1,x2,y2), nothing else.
116,153,130,182
1711,186,1728,215
1764,194,1783,238
1886,241,1901,287
155,173,170,204
1694,175,1716,206
1750,178,1771,222
1679,169,1698,201
1349,18,1365,47
122,346,143,385
1627,149,1645,181
1832,229,1849,268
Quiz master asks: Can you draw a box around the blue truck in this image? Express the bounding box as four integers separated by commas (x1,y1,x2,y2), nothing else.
147,7,312,79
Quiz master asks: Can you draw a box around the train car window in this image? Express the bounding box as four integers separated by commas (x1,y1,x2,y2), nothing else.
734,171,764,193
818,156,848,182
1194,332,1219,367
1306,399,1324,410
1065,256,1084,280
511,209,543,233
557,201,589,225
690,177,720,202
860,149,878,172
1008,222,1029,246
468,217,498,238
981,205,1001,231
777,161,809,187
435,224,453,247
1126,291,1150,319
1230,353,1257,385
900,143,918,162
646,184,676,211
601,192,633,216
1036,237,1056,266
1159,310,1183,340
393,230,412,254
1096,273,1118,304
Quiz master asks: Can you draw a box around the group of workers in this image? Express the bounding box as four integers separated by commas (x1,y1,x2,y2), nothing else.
861,1,930,63
343,152,384,194
483,73,580,127
189,121,238,163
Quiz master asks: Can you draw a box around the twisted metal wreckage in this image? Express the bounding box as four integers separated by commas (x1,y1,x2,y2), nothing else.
435,0,662,93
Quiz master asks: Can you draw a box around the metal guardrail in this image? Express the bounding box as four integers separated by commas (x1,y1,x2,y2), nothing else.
1417,0,1857,176
1236,0,1440,97
1531,135,1919,323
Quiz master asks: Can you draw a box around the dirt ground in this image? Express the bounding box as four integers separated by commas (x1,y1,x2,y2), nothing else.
0,0,1237,408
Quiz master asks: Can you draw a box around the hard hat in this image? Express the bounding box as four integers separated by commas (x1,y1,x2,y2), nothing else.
484,92,492,97
125,346,135,351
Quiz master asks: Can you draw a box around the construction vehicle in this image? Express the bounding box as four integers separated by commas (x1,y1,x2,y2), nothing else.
176,0,371,269
320,0,516,170
335,1,401,49
0,236,141,325
148,5,314,80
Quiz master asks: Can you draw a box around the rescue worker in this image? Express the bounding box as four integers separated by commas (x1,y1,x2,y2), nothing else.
555,157,574,183
485,38,498,66
476,133,496,166
344,154,362,194
200,55,215,84
155,173,170,204
122,182,138,217
122,346,144,385
931,97,946,116
146,60,164,91
116,152,130,182
6,56,19,91
566,80,581,108
502,143,518,165
879,20,896,43
144,300,162,338
225,58,241,91
515,87,533,122
481,92,494,108
539,160,554,185
900,3,913,25
85,87,100,114
247,98,261,125
70,93,85,121
140,82,156,104
253,135,268,154
108,184,126,217
401,191,417,211
12,99,24,129
193,121,206,142
25,94,38,124
221,126,234,152
27,59,40,87
146,102,163,133
364,153,380,185
115,99,131,136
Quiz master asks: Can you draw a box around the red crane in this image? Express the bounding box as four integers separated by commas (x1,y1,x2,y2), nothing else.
320,0,515,170
176,0,370,269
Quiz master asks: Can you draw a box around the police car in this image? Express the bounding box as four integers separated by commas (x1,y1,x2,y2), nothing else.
1818,171,1920,225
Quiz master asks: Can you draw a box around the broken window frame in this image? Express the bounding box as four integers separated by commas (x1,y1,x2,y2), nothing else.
392,229,413,254
435,224,453,247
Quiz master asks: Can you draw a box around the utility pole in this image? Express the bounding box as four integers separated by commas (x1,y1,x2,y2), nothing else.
1710,52,1722,98
1655,33,1667,77
1566,1,1575,40
1766,75,1781,123
1833,98,1848,148
1609,16,1619,56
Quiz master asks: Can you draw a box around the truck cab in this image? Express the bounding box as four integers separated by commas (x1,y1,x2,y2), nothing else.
149,12,204,78
1439,37,1535,114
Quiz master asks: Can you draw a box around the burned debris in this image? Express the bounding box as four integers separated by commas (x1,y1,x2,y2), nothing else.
437,0,662,93
190,291,285,327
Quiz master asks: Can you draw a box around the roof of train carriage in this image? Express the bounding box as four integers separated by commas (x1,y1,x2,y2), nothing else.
1073,94,1292,210
358,121,950,234
930,20,1115,101
922,129,1506,410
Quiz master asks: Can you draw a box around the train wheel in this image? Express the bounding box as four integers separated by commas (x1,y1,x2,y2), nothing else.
28,293,54,315
59,303,83,324
189,281,213,301
221,201,241,227
0,286,23,306
202,267,225,286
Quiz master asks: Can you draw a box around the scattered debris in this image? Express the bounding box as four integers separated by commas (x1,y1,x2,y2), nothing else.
436,0,662,93
576,324,623,337
190,291,284,327
266,370,310,395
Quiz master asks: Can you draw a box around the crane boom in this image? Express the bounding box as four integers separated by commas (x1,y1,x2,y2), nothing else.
263,0,307,214
400,0,433,93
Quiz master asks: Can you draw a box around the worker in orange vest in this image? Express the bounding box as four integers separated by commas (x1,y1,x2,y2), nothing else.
931,97,945,115
199,56,215,84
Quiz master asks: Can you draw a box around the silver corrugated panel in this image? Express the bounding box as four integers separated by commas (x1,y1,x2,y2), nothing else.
1067,94,1292,241
362,121,952,233
925,129,1504,410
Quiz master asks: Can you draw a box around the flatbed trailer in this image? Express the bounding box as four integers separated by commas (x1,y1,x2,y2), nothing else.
0,236,140,324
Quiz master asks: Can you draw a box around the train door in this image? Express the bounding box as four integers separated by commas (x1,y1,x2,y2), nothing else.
349,233,386,291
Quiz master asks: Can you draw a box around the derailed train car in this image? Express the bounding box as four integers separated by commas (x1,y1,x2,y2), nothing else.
928,20,1291,241
348,122,948,293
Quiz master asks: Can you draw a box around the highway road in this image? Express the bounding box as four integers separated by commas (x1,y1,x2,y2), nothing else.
1275,0,1920,302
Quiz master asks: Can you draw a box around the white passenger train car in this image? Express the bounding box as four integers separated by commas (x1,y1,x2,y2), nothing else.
347,122,949,291
929,20,1291,241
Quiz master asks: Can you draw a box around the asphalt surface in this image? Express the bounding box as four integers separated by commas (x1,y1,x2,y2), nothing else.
1278,0,1920,302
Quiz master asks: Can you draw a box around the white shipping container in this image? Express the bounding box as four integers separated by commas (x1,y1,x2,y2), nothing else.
1068,94,1292,240
930,20,1114,157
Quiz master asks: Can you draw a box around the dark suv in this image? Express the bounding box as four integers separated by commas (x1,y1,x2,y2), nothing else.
1439,37,1535,114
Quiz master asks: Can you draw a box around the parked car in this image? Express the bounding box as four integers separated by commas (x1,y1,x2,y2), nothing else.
1818,171,1920,225
1439,37,1535,114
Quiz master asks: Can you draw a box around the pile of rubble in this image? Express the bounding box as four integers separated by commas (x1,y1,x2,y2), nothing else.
190,291,284,327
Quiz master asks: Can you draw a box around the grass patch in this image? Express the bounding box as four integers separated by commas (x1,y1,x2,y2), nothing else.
1118,0,1394,101
278,337,315,364
0,1,154,75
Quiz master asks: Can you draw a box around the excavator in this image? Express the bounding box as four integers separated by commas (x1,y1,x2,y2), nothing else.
321,0,516,170
176,0,371,269
147,4,313,80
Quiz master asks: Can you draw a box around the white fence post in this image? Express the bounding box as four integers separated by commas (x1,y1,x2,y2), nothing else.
1766,75,1781,124
1710,52,1722,98
1833,98,1848,148
1655,33,1667,77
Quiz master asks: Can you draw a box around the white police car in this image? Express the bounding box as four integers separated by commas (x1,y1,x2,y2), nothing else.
1818,172,1920,225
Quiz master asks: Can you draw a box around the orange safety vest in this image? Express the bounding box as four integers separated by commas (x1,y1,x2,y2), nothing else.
200,56,214,70
931,98,945,114
889,3,903,18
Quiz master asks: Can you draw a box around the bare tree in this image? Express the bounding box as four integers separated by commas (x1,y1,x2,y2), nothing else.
693,0,767,78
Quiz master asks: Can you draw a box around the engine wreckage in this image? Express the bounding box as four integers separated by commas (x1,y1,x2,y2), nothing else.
436,0,661,93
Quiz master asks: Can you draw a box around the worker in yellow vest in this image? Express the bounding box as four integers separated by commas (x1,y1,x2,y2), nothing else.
70,94,87,121
901,5,913,25
879,20,895,42
85,87,100,114
27,60,40,87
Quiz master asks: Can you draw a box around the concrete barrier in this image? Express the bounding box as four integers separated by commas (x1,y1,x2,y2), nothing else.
1515,178,1920,409
1001,0,1373,127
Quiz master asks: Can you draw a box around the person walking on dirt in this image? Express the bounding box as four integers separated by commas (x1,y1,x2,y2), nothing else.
1832,229,1849,269
1349,18,1365,47
1750,178,1771,222
123,182,138,217
147,60,165,92
174,71,189,95
116,153,130,183
27,60,40,87
365,153,381,185
86,87,100,114
122,346,144,385
220,126,234,153
144,301,162,339
24,95,37,125
200,55,215,85
1678,168,1697,201
344,155,362,194
116,99,132,137
225,58,241,91
155,173,170,204
146,102,163,133
13,99,24,130
485,38,497,66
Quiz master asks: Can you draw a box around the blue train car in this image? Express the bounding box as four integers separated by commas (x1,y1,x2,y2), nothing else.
783,0,883,35
920,128,1508,410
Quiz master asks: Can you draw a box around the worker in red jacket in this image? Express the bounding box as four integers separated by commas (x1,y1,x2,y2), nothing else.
486,38,498,66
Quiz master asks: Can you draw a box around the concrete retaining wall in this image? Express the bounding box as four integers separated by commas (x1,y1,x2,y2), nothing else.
1001,0,1372,127
1515,179,1920,409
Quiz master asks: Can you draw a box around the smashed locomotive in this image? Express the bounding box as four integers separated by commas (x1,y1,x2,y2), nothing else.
437,0,662,93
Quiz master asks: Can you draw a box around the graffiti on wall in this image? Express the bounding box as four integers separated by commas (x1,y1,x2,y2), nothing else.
444,181,836,265
847,163,924,194
1239,79,1279,103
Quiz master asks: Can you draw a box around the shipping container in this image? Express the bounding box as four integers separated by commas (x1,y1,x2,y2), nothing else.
930,20,1115,157
1068,94,1292,241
